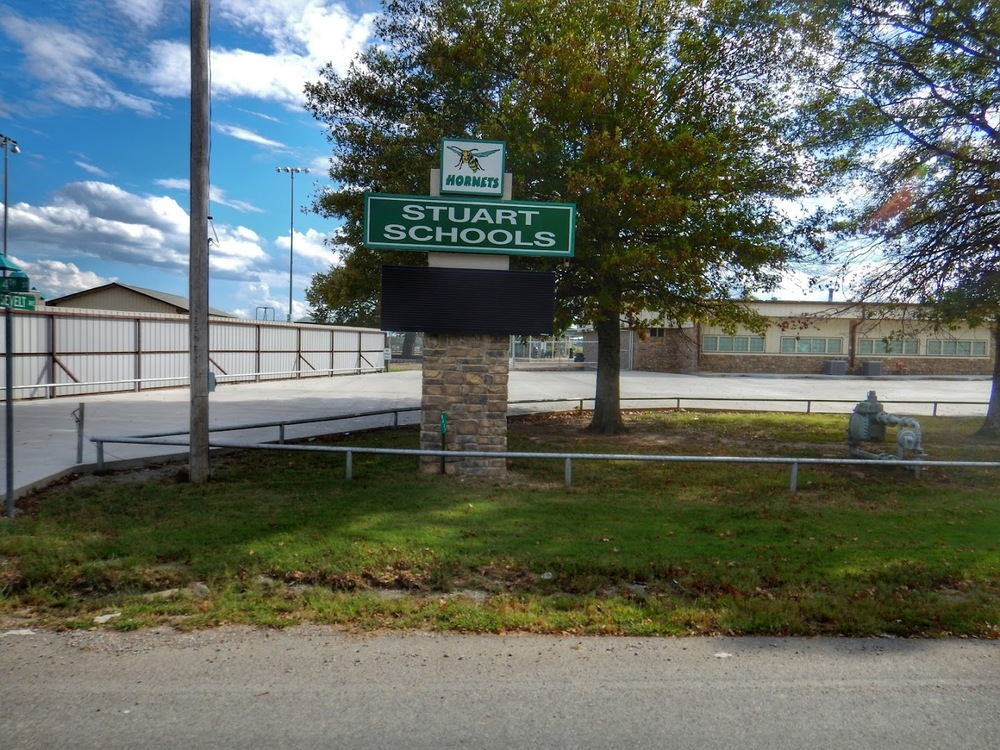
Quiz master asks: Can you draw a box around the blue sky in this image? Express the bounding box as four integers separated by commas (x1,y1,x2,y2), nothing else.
1,0,831,320
0,0,381,319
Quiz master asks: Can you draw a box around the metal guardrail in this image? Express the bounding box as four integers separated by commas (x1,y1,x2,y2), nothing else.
106,406,422,445
87,395,989,455
89,434,1000,492
88,396,997,493
511,396,989,417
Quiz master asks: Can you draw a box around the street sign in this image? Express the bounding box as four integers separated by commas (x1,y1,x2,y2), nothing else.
0,276,29,293
364,193,575,258
0,292,36,311
440,138,506,197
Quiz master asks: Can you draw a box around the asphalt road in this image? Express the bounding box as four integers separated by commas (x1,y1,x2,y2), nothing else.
2,627,998,749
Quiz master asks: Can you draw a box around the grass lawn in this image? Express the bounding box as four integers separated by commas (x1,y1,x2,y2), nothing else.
1,410,998,637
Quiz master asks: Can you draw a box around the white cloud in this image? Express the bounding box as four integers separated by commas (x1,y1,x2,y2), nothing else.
139,0,377,106
216,0,377,63
154,178,188,191
760,271,840,302
227,280,288,321
137,39,190,98
213,48,320,103
273,227,336,264
308,155,331,175
154,178,265,214
6,182,188,275
111,0,165,30
237,274,310,322
214,123,286,149
1,2,376,115
0,12,158,115
239,107,282,123
213,193,265,214
75,161,110,177
7,257,112,299
5,181,284,298
210,225,269,277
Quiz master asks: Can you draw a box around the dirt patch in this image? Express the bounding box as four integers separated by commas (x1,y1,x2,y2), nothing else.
508,410,848,458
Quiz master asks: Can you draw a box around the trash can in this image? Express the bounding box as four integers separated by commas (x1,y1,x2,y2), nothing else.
822,360,847,375
574,352,585,370
861,360,882,376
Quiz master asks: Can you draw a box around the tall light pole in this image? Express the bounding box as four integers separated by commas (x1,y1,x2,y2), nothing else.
2,132,21,518
275,166,309,322
2,133,19,259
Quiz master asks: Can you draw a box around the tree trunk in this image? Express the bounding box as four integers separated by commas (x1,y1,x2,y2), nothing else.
402,331,417,358
976,318,1000,438
587,315,625,435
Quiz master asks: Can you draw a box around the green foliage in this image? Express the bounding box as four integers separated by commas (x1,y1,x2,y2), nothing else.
810,0,1000,432
304,0,838,432
306,261,381,327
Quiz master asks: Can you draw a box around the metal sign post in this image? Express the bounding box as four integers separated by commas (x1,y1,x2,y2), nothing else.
439,411,447,474
4,304,13,519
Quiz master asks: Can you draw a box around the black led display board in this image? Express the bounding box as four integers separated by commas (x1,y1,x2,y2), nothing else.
381,265,554,335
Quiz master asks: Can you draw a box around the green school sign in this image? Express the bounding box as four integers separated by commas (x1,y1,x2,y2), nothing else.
363,193,576,258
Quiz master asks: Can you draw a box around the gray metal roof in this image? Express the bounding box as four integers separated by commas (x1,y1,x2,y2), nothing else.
46,282,237,318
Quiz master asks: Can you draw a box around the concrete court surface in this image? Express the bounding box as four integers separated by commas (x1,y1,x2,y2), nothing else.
1,626,999,749
2,368,992,497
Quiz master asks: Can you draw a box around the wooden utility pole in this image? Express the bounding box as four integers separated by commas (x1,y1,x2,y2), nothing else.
189,0,210,483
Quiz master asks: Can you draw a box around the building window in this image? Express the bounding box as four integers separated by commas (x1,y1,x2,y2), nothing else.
925,339,988,357
779,337,843,354
702,335,764,353
857,338,919,355
649,328,665,338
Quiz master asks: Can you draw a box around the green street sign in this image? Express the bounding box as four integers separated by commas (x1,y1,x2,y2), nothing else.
1,292,36,311
0,276,30,293
364,193,576,258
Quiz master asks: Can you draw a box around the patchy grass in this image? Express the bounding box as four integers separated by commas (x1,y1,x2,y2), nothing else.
1,410,998,637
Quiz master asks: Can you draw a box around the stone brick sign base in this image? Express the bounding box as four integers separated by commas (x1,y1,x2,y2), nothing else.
420,333,509,477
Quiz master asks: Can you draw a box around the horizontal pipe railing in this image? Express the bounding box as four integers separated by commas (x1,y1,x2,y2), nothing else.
88,396,999,493
116,406,421,445
85,395,988,459
509,396,989,417
88,433,1000,493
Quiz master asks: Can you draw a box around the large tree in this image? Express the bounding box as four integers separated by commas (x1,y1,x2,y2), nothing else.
306,259,380,327
815,0,1000,435
306,0,828,433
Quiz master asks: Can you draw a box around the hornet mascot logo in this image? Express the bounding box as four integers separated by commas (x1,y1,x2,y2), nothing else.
447,145,502,173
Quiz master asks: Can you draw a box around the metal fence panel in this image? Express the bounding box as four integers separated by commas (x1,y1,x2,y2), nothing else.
57,316,137,353
52,353,136,396
141,320,188,353
211,321,257,350
139,352,189,389
4,308,384,399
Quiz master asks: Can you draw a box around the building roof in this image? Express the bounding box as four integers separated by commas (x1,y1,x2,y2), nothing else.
46,282,237,318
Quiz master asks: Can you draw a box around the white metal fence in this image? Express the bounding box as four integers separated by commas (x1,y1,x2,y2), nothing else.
1,307,386,400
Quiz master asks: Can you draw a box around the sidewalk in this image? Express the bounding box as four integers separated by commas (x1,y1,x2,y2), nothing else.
2,369,991,498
